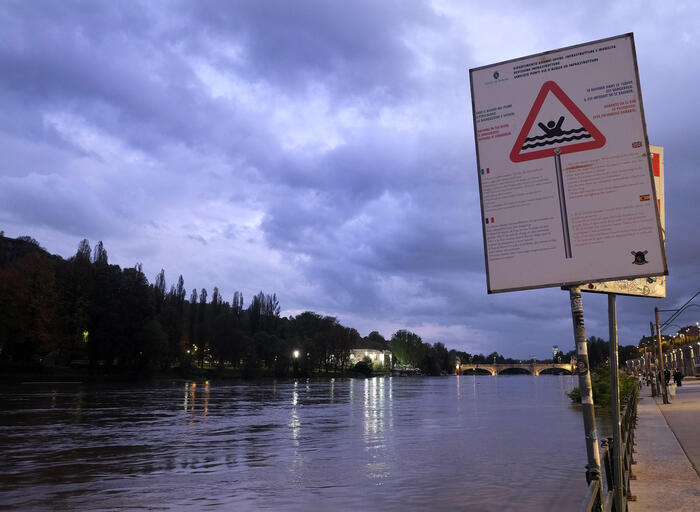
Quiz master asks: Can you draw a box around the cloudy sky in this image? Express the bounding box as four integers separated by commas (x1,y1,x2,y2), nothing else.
1,1,698,358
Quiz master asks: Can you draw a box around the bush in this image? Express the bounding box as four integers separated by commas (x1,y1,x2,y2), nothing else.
352,360,373,376
567,366,637,407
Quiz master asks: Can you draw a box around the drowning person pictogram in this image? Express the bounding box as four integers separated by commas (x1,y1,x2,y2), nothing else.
520,115,593,150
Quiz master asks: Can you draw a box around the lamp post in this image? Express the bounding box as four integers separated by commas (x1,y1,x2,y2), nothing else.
655,308,670,404
654,289,700,400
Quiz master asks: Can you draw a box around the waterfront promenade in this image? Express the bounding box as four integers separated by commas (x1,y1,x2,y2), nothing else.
629,378,700,511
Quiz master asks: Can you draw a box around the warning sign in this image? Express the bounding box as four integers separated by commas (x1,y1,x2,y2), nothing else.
510,81,606,162
469,33,667,293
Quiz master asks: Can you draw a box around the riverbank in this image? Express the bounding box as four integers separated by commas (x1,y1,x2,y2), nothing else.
629,379,700,511
0,362,393,383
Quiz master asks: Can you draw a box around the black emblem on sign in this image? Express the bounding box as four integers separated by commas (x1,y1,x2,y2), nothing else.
631,250,648,265
493,71,499,79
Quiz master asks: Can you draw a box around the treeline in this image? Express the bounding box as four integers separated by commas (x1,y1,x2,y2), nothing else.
0,234,461,377
583,336,639,369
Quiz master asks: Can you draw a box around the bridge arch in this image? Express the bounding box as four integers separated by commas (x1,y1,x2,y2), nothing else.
497,367,532,375
538,367,572,376
460,367,494,376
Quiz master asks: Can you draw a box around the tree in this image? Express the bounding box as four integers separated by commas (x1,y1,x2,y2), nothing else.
432,342,449,373
153,269,166,313
197,288,208,366
88,260,122,369
92,241,108,266
17,235,40,247
113,264,154,369
334,326,358,373
0,253,58,362
618,345,639,368
76,239,92,262
365,331,388,349
587,336,609,369
486,351,506,364
390,330,423,367
232,291,244,316
186,288,198,358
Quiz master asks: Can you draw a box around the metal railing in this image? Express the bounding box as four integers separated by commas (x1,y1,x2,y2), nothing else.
580,385,638,512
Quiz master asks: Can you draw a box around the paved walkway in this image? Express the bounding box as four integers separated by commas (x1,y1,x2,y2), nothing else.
629,379,700,511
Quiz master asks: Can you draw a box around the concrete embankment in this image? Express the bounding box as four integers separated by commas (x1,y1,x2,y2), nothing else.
629,379,700,511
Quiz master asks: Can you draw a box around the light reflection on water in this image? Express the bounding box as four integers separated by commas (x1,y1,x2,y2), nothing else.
0,376,588,511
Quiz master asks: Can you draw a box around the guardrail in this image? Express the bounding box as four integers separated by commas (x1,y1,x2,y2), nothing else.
580,385,638,512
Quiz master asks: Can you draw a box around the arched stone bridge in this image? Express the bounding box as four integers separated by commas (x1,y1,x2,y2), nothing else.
458,362,574,376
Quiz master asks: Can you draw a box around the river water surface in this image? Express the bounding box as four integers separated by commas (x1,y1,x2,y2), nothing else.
1,376,589,511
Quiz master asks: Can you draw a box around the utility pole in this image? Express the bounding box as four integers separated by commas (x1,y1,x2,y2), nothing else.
655,307,669,404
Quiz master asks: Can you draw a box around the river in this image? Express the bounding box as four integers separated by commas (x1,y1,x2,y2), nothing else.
0,376,590,511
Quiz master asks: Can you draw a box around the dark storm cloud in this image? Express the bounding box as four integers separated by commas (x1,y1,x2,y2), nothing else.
190,0,441,99
0,0,698,359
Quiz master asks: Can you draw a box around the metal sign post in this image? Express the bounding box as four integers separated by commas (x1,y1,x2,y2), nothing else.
569,287,601,484
553,148,572,258
608,294,625,511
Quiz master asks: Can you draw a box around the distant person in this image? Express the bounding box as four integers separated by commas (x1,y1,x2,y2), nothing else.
664,369,671,386
674,369,683,387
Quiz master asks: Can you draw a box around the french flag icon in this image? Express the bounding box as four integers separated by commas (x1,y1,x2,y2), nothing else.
485,217,495,224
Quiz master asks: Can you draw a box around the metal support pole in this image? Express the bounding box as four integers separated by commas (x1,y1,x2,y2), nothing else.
569,287,601,485
655,307,669,404
554,148,572,258
609,294,625,512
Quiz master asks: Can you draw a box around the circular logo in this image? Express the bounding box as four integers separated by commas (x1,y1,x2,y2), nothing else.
493,71,500,79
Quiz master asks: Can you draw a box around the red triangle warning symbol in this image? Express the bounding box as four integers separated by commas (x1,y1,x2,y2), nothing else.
510,81,605,163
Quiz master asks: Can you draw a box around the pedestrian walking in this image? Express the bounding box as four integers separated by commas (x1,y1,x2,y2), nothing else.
674,369,683,387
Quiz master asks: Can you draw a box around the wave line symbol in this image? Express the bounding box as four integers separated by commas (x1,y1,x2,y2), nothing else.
522,133,592,150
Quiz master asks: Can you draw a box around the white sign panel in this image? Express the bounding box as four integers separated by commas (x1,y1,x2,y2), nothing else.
470,34,667,293
582,145,666,297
